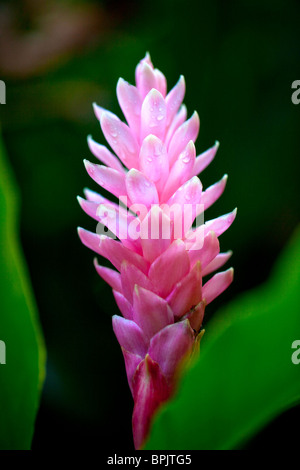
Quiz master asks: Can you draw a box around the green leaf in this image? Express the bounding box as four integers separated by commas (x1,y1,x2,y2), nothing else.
0,134,46,449
145,227,300,450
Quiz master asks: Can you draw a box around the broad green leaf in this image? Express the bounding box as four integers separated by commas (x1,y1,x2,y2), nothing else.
145,227,300,450
0,135,46,449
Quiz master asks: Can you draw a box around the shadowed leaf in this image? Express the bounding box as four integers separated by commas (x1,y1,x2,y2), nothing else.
0,135,46,449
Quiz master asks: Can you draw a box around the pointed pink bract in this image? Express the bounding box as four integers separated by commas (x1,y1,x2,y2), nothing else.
78,53,236,449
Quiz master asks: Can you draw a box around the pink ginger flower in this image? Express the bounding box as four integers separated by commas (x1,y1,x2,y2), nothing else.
78,53,236,449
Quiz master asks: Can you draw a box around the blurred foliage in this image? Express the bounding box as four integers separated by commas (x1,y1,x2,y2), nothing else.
0,0,299,450
145,226,300,449
0,135,45,449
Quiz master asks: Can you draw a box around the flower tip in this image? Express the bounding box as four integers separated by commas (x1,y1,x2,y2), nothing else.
189,175,202,187
177,75,186,88
116,77,128,94
208,229,218,240
134,284,140,297
174,238,185,248
84,159,100,179
117,77,125,85
147,87,164,100
227,208,237,226
144,353,153,375
87,135,96,153
121,259,129,270
191,110,200,130
215,140,220,148
83,187,95,200
144,51,152,64
183,140,195,154
127,167,139,178
139,60,153,75
83,159,91,171
77,195,84,207
93,102,104,121
222,267,234,284
77,226,85,240
143,133,160,145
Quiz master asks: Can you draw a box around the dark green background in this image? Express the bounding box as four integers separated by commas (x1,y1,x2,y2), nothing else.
0,0,299,450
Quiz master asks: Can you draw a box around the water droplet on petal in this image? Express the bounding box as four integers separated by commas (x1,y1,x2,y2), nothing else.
110,128,118,138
